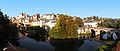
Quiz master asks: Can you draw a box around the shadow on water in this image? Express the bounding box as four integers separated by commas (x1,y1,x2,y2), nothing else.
18,37,104,51
49,38,84,51
18,37,80,51
25,33,82,51
18,26,85,51
27,34,47,42
25,26,49,42
18,37,55,51
18,29,103,51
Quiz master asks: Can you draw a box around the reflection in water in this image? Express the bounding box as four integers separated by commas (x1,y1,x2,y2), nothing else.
78,39,102,51
18,37,54,51
18,37,103,51
50,38,80,51
28,34,47,42
26,26,48,42
54,45,77,51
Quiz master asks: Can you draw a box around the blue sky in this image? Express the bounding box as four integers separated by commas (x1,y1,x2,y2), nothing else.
0,0,120,18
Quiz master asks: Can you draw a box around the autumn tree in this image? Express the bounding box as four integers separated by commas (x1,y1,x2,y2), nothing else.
49,14,78,39
75,17,84,27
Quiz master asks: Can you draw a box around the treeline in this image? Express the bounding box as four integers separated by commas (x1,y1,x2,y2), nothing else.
84,16,120,28
98,18,120,28
83,16,104,21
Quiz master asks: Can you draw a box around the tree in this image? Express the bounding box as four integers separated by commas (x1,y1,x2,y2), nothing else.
49,14,81,51
75,17,84,27
27,26,48,41
97,18,120,29
83,16,102,21
0,9,18,50
49,14,78,39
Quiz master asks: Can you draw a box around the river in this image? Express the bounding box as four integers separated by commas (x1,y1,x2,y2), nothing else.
18,37,103,51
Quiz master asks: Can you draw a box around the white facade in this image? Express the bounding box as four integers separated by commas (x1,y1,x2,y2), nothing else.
84,21,98,27
11,13,57,29
31,21,41,26
42,14,56,20
45,20,56,29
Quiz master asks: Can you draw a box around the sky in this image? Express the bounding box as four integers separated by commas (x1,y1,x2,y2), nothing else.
0,0,120,18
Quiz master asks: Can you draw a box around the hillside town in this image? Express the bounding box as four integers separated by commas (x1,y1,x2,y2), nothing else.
5,12,120,51
10,13,117,37
1,0,120,51
10,13,57,29
0,11,120,51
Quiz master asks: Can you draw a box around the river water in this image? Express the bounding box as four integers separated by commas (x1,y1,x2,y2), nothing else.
18,37,103,51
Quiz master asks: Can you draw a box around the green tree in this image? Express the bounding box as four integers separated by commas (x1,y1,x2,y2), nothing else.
75,17,84,27
84,16,101,21
97,18,120,29
27,26,48,41
0,9,18,50
49,14,78,39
